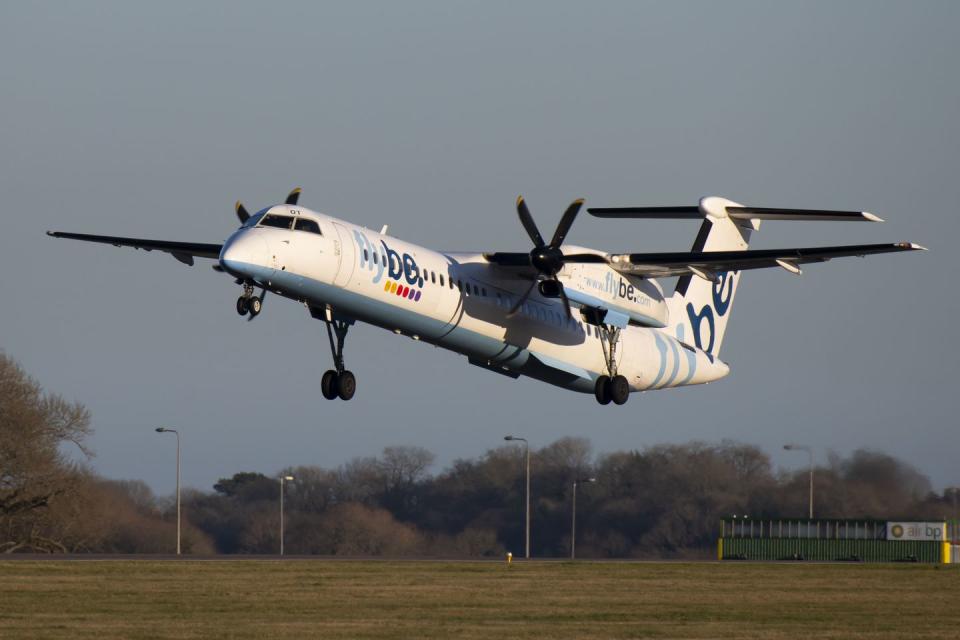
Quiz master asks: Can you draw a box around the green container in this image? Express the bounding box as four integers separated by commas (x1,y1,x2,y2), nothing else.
721,537,942,563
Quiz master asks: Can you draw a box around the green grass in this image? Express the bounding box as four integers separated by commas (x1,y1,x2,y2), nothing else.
1,560,957,639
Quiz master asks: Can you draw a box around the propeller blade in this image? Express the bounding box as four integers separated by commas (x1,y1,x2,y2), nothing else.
549,198,584,248
556,278,573,320
235,201,250,223
506,279,538,318
285,188,302,205
516,196,546,248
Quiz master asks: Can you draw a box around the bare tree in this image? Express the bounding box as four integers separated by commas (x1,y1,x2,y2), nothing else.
0,353,92,553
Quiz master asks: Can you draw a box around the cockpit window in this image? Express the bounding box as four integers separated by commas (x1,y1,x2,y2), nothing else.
259,214,294,229
294,218,322,235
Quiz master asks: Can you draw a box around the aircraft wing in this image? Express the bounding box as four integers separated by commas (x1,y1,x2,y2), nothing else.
605,242,926,278
47,231,222,266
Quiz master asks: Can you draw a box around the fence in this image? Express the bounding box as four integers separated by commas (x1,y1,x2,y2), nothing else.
719,518,950,563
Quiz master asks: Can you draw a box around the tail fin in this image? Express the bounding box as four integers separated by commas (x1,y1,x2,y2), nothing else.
667,197,756,358
588,196,886,358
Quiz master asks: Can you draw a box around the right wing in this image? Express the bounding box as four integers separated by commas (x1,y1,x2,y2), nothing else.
605,242,926,279
47,231,223,266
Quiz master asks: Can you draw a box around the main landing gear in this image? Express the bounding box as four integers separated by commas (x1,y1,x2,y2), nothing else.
320,310,357,401
235,283,264,320
592,322,630,406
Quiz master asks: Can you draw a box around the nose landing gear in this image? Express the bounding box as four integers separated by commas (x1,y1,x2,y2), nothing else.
235,283,265,319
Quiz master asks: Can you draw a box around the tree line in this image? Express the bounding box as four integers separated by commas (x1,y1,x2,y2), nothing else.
3,352,956,556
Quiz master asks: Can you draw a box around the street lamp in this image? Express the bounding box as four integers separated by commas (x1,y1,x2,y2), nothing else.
570,477,595,560
280,475,294,556
155,427,181,555
504,436,531,559
784,443,814,519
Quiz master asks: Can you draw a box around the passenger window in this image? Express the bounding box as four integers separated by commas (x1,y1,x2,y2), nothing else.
294,218,322,234
440,274,445,287
364,249,369,261
372,252,378,263
482,287,487,297
431,272,436,284
382,254,387,267
457,280,462,291
259,214,294,229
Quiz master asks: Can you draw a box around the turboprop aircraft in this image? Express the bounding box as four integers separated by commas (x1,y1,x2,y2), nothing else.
47,189,924,405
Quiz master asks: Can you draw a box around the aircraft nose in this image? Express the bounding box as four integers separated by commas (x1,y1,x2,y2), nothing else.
219,232,268,278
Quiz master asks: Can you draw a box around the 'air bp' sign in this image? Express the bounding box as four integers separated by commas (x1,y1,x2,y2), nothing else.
886,522,946,541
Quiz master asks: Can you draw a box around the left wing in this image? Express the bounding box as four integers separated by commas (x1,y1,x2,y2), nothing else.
606,242,926,278
47,231,222,266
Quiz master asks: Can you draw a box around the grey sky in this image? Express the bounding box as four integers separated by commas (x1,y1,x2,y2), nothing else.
1,1,956,494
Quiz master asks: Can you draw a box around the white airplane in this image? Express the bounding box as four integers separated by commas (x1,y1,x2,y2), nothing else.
48,189,924,405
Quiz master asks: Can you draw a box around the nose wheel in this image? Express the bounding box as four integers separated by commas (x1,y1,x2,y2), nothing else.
235,283,265,319
320,309,357,401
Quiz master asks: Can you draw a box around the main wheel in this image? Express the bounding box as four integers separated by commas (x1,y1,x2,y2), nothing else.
321,370,339,400
594,375,612,405
236,296,249,315
337,370,357,401
610,375,630,405
248,296,262,317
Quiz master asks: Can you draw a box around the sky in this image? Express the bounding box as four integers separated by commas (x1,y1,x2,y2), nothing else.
1,1,957,495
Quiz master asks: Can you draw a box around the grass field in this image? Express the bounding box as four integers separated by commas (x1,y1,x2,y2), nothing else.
1,559,957,639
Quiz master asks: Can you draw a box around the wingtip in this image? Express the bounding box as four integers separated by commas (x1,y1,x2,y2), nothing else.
862,211,884,222
516,195,525,206
46,230,55,237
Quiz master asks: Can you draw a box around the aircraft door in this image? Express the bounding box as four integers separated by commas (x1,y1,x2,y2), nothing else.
331,223,356,287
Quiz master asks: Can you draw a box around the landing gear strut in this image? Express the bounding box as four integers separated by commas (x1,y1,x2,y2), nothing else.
321,310,356,401
593,322,630,406
235,283,264,319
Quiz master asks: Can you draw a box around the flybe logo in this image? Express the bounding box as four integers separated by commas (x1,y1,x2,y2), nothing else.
353,231,424,302
685,271,736,356
585,272,651,306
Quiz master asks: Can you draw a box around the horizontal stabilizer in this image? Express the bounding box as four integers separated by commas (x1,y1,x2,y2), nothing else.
588,206,701,219
589,200,882,223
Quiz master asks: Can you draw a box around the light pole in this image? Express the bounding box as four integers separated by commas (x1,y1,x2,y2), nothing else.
504,435,531,559
570,477,595,560
155,427,181,555
784,444,814,519
280,475,294,556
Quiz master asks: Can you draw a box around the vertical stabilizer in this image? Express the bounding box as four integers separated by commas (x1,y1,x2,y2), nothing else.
667,197,757,358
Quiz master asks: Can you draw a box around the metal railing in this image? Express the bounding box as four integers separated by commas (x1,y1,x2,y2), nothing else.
721,519,887,540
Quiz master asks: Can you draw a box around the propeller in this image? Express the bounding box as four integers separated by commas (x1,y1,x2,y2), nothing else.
234,187,302,224
490,196,604,319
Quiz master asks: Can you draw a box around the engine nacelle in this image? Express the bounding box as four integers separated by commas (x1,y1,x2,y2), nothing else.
563,264,670,328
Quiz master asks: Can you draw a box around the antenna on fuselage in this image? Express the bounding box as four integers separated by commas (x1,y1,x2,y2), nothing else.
380,225,389,235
